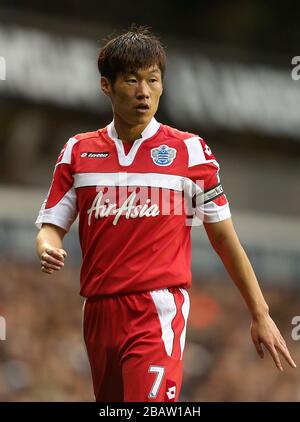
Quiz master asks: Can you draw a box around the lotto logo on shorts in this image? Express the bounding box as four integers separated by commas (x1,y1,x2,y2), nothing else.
165,380,176,402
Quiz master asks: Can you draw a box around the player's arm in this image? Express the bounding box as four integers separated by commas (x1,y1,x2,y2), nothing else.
204,217,296,371
36,223,67,274
35,137,79,274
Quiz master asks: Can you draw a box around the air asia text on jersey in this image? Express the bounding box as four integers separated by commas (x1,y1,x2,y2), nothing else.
86,182,207,227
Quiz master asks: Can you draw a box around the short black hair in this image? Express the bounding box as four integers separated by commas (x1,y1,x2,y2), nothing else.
98,25,167,83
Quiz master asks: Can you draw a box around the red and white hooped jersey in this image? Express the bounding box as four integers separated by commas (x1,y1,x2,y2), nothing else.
36,118,231,297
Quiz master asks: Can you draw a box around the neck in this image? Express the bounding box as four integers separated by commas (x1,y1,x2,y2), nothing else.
113,115,152,143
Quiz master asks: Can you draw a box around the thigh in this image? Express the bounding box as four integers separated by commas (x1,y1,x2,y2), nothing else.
122,288,189,402
86,344,123,402
83,298,123,402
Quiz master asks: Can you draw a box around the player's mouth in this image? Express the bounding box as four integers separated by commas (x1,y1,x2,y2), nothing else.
135,103,150,114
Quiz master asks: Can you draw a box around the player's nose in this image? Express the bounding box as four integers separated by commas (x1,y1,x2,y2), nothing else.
136,81,150,99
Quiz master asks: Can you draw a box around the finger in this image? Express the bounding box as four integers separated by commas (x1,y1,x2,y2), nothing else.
41,262,62,271
276,344,297,368
279,336,286,347
45,250,65,261
41,266,54,274
265,344,283,371
42,255,64,267
58,249,67,258
253,340,264,359
41,254,64,267
46,248,66,260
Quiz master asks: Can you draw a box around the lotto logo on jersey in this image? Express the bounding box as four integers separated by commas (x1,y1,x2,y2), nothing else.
165,380,176,402
81,152,109,158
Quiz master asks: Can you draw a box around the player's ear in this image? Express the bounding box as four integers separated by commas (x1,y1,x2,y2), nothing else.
101,77,112,97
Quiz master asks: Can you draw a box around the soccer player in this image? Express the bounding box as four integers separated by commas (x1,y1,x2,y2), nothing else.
35,26,296,402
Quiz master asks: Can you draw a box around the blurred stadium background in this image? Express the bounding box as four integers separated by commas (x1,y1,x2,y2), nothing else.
0,1,299,401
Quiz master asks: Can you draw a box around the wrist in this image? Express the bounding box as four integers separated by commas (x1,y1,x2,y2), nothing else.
251,305,270,321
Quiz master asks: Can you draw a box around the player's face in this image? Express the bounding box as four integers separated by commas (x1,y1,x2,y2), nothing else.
101,65,163,126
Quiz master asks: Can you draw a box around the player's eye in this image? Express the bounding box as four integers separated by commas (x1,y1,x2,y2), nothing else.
126,78,137,83
149,78,158,83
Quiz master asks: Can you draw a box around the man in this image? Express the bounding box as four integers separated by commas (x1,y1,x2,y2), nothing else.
36,26,296,402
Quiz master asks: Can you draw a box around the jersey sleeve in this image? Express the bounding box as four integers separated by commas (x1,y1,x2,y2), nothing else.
35,137,79,231
184,136,231,223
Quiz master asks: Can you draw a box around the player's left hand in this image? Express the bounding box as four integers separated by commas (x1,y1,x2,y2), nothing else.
251,314,297,371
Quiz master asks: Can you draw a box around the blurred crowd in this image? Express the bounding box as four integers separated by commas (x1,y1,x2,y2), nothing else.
0,260,92,401
0,260,299,402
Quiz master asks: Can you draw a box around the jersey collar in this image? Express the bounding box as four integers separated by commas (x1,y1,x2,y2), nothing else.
107,117,160,143
106,118,160,167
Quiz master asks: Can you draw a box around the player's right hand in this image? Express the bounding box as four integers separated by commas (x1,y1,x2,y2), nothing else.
40,247,67,274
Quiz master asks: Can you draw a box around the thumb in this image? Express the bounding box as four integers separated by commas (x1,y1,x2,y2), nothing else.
57,249,67,258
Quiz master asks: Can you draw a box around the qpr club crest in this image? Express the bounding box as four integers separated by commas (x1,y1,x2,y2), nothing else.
151,145,177,166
